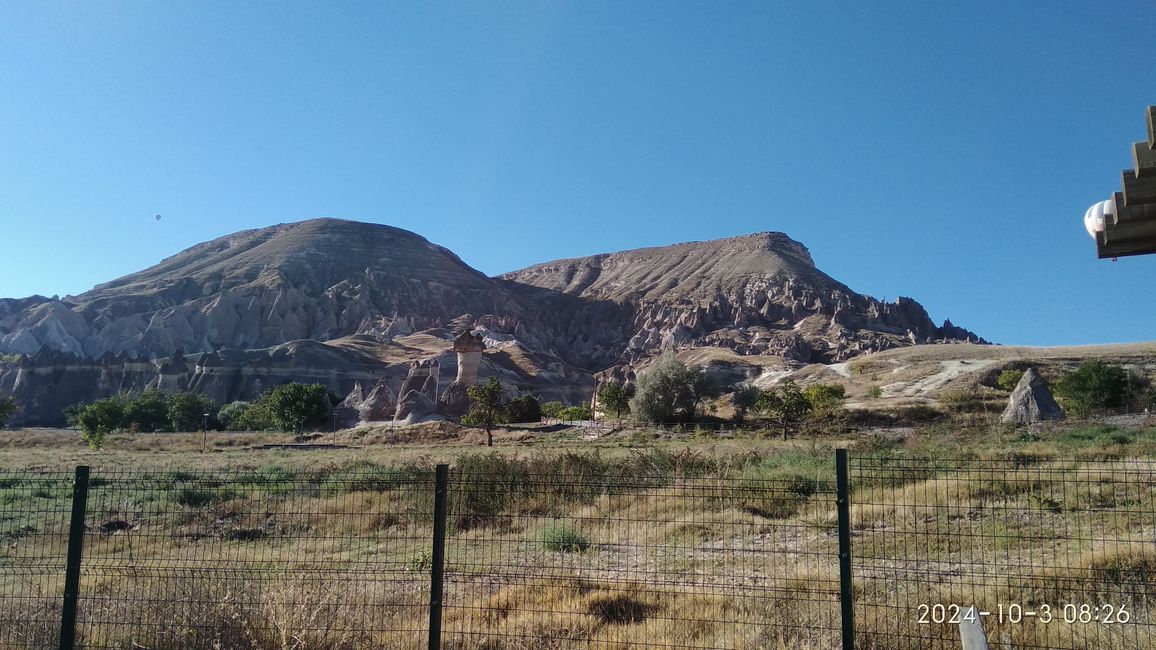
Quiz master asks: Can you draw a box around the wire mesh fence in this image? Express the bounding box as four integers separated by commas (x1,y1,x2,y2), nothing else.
439,466,842,649
2,454,1155,649
0,472,73,649
850,456,1156,649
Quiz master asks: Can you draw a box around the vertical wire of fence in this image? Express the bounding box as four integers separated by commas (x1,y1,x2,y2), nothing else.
69,466,435,650
849,455,1156,650
438,463,842,649
0,471,74,650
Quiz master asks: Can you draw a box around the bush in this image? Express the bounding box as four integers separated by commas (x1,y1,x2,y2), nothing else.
866,385,883,399
541,401,565,419
217,401,252,431
628,354,699,424
124,389,170,432
597,381,634,419
261,383,330,432
1054,361,1128,417
0,395,15,429
506,395,542,423
558,405,593,421
539,522,591,552
77,395,131,449
803,383,846,419
997,369,1024,391
167,393,219,432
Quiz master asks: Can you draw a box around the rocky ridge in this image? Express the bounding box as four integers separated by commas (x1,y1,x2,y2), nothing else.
0,219,983,425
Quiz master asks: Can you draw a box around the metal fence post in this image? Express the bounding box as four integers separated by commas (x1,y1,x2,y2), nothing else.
428,464,449,650
60,465,90,650
836,449,854,650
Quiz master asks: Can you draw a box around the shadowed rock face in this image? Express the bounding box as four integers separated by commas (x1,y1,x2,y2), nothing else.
0,220,985,425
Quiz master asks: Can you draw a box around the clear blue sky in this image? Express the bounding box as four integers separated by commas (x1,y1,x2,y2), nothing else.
1,2,1154,347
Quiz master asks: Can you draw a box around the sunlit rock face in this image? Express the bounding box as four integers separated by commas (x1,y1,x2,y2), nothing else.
0,219,984,425
502,232,985,364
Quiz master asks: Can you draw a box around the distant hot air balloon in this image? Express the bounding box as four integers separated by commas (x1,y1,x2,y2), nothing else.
155,214,162,222
1083,199,1114,239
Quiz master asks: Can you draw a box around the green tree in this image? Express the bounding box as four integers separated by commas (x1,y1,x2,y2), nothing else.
217,401,252,431
0,395,16,429
235,400,275,431
1054,361,1128,417
261,383,329,433
464,378,506,447
803,383,846,420
506,395,542,423
996,369,1024,391
628,354,697,424
167,393,219,432
597,382,634,419
730,384,759,423
541,401,565,419
77,396,130,449
755,381,811,440
690,370,719,419
558,405,593,421
124,389,170,432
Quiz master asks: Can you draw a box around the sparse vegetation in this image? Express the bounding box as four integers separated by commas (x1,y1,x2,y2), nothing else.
997,368,1024,391
0,395,15,429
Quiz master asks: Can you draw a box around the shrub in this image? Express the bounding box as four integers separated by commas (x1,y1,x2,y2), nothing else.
597,381,634,418
866,385,883,399
803,383,846,419
1054,361,1128,417
167,393,219,432
124,389,170,432
260,383,330,433
541,401,565,419
558,405,592,421
539,522,591,552
997,369,1024,391
505,395,542,423
0,395,15,429
629,354,702,423
217,401,252,431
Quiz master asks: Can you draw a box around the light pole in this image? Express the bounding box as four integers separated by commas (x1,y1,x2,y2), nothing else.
201,412,210,453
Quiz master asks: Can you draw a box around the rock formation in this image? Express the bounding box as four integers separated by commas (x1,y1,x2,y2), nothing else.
437,331,486,418
332,382,365,429
1001,368,1065,424
395,390,438,425
0,219,987,425
358,378,395,422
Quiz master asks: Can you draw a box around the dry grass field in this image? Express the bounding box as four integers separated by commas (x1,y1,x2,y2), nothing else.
2,415,1156,649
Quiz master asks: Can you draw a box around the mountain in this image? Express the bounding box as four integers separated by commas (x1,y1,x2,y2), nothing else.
502,232,982,364
0,219,983,425
0,219,516,359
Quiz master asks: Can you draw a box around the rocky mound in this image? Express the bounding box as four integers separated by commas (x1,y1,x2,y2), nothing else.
502,232,984,364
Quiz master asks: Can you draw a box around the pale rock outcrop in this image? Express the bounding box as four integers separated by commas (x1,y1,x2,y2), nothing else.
1001,368,1064,424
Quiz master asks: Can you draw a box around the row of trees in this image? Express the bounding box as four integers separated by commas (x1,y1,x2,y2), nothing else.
600,355,846,438
68,383,335,449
